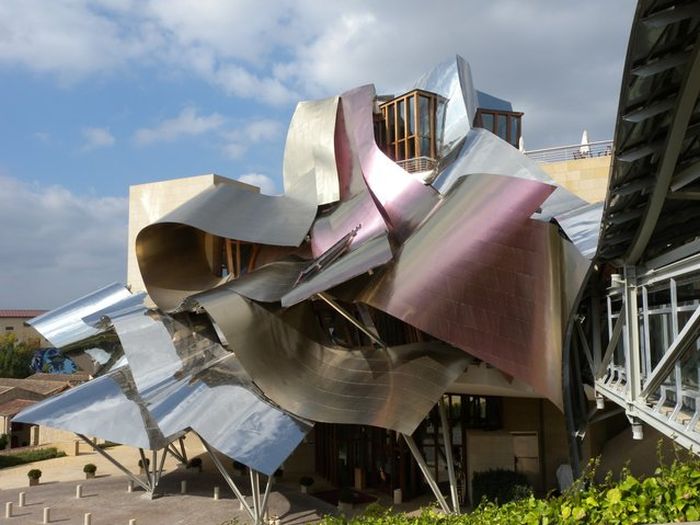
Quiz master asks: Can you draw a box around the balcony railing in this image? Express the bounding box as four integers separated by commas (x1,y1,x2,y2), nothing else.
397,156,438,174
524,140,613,163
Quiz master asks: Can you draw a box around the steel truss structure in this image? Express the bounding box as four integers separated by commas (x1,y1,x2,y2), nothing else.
563,0,700,471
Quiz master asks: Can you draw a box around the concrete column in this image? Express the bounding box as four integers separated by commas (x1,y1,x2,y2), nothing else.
84,513,92,525
18,491,26,507
76,485,83,499
5,502,12,518
127,480,134,493
43,506,51,524
180,480,187,494
213,486,220,500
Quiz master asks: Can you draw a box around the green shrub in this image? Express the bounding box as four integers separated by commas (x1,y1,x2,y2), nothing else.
318,453,700,525
187,457,202,469
83,463,97,474
0,433,8,449
27,469,42,479
472,468,531,505
0,447,66,469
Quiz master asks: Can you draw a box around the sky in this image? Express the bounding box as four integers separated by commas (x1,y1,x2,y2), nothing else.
0,0,637,309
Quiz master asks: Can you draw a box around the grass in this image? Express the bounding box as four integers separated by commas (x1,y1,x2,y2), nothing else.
0,447,66,469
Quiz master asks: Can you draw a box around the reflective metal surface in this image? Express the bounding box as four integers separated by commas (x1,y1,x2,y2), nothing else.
340,85,439,242
14,366,171,450
196,293,470,435
307,99,388,257
412,55,477,158
555,202,604,260
282,97,340,206
27,283,138,348
135,180,317,311
353,174,573,408
282,234,393,307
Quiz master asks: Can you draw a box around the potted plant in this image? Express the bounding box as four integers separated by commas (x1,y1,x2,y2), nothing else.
83,463,97,479
187,457,202,473
299,476,314,494
337,487,355,512
27,469,42,486
138,458,150,475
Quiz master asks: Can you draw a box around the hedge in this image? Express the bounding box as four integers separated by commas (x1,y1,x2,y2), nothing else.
320,447,700,525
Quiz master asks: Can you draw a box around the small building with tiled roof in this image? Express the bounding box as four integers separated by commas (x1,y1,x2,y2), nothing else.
0,375,87,450
0,309,49,346
0,398,38,437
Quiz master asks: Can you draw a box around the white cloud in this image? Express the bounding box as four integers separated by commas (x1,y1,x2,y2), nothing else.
133,107,224,145
0,0,637,147
237,173,277,195
0,175,127,308
221,118,282,159
82,127,115,150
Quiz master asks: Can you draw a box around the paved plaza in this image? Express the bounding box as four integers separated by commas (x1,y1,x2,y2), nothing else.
0,438,431,524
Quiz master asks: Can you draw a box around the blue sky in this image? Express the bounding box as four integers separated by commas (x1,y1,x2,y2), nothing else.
0,0,637,308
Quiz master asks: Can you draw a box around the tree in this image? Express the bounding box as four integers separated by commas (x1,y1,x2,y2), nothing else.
0,333,35,378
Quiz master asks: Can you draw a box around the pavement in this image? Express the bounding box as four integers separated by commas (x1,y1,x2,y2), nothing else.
0,436,434,524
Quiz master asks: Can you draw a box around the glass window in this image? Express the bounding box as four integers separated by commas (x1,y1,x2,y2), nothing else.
407,95,415,135
397,99,405,138
407,139,415,159
497,114,508,141
510,115,521,146
481,113,494,132
420,136,431,158
387,105,395,144
396,139,405,160
419,95,430,137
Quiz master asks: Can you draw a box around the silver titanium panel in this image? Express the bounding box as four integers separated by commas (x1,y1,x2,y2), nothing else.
197,293,470,435
282,234,393,307
146,351,312,476
283,97,341,206
412,55,478,158
555,202,604,260
434,128,589,221
27,283,135,348
13,366,171,450
187,260,306,307
108,309,312,475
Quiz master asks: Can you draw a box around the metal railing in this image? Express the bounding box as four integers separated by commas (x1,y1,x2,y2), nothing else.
397,156,437,174
524,140,613,163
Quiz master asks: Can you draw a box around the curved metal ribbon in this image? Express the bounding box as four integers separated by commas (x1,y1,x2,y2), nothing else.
194,292,470,435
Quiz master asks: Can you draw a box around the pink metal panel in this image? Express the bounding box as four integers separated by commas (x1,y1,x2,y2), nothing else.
354,173,575,409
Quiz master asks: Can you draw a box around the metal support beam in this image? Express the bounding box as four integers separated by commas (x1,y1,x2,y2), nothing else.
258,475,273,525
575,319,595,375
624,267,642,401
199,436,255,522
250,470,259,522
75,434,150,492
438,398,460,513
138,448,152,490
641,304,700,398
316,292,387,348
625,34,700,264
402,433,451,514
597,307,626,378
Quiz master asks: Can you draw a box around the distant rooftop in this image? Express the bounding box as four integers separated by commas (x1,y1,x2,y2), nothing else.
0,309,47,319
0,398,37,417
